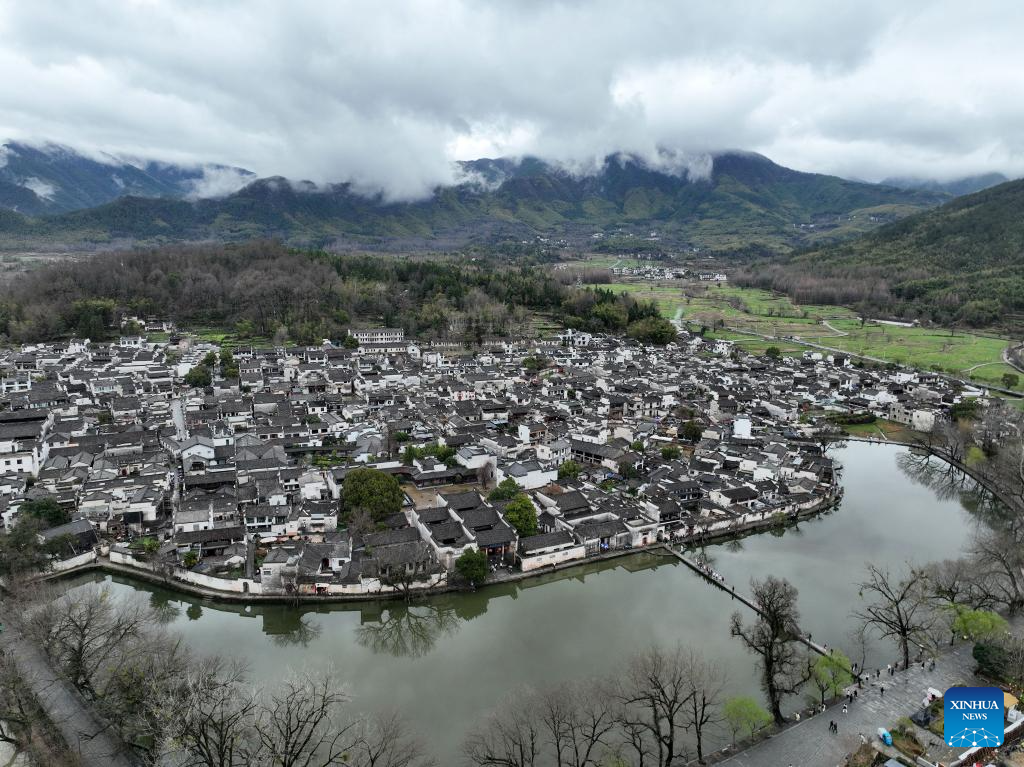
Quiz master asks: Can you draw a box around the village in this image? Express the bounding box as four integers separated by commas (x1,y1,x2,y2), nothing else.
0,322,979,600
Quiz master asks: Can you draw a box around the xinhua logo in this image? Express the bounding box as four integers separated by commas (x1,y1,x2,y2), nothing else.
944,687,1004,748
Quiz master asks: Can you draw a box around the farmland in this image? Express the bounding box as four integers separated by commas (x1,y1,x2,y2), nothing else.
587,280,1023,392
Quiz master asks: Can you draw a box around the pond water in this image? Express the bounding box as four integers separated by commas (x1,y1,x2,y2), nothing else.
66,441,998,762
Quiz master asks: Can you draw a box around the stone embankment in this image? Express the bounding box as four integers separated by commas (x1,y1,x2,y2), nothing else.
47,488,843,605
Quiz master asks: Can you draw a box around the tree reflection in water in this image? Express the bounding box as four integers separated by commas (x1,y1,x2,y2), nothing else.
356,602,461,658
149,590,181,623
270,614,323,647
896,450,1008,526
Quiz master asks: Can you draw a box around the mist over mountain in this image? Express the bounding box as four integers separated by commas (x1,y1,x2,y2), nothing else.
880,172,1011,198
0,148,949,253
0,141,254,216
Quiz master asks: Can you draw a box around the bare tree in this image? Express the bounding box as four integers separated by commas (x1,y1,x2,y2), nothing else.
925,558,992,611
375,541,440,603
347,709,434,767
162,656,260,767
854,563,935,669
678,652,726,764
538,680,616,767
0,651,35,756
970,521,1024,614
730,576,810,726
463,687,542,767
611,645,696,767
254,669,360,767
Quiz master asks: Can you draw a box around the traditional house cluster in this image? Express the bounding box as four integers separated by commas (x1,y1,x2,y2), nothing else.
0,326,970,596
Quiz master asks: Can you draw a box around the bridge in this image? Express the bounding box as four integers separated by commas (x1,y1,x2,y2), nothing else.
658,545,831,657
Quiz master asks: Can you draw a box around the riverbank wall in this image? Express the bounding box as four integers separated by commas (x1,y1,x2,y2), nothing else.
843,435,1021,514
45,489,844,605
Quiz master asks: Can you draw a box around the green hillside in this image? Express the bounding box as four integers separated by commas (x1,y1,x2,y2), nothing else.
739,178,1024,326
0,152,944,252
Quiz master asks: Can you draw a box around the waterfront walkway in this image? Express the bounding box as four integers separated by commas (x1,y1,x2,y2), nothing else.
717,638,978,767
662,547,831,656
0,612,138,767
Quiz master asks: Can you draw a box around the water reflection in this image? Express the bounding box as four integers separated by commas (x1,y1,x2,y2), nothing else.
149,590,181,623
88,553,673,656
270,615,322,647
355,602,460,658
896,450,1007,525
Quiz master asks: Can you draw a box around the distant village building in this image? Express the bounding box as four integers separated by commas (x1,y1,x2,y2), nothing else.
349,327,405,345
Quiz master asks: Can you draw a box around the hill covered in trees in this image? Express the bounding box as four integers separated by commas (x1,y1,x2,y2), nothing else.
0,152,945,253
737,179,1024,327
0,241,674,345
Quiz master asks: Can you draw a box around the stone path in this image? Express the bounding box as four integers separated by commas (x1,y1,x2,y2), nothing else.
665,547,831,657
718,642,977,767
0,618,138,767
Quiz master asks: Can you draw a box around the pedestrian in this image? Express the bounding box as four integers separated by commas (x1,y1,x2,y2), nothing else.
854,689,858,700
880,685,885,697
876,668,880,679
842,704,847,715
821,702,826,713
886,663,891,675
795,711,800,722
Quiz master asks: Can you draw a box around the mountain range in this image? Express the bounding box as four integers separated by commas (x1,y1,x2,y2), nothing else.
0,142,1010,253
880,173,1009,198
0,141,254,216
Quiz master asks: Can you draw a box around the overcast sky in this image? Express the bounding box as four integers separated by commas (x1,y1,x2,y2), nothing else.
2,0,1023,199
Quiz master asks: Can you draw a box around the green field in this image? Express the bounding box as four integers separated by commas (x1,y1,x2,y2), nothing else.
587,280,1023,392
839,419,922,443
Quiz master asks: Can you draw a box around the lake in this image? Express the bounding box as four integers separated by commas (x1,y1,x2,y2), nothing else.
65,441,996,762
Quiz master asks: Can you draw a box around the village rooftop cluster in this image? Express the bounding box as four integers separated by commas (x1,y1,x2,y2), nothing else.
0,323,980,597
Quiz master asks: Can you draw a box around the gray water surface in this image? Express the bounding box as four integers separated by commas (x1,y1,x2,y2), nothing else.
70,442,993,762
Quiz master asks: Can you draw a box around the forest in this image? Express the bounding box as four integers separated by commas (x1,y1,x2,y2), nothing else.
0,241,673,345
735,178,1024,328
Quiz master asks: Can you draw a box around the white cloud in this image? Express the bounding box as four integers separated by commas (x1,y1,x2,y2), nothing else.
184,167,255,200
0,1,1021,199
22,176,56,200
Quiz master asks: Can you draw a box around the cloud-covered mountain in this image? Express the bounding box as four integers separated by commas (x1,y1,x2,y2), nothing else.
880,173,1010,198
0,141,253,215
0,150,949,252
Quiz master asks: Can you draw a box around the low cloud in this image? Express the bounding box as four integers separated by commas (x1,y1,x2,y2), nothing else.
22,176,56,200
184,166,256,200
0,1,1021,199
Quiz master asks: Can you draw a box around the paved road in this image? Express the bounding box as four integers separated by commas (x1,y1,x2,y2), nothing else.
725,324,1024,398
170,397,187,441
821,320,849,337
718,642,978,767
0,623,137,767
